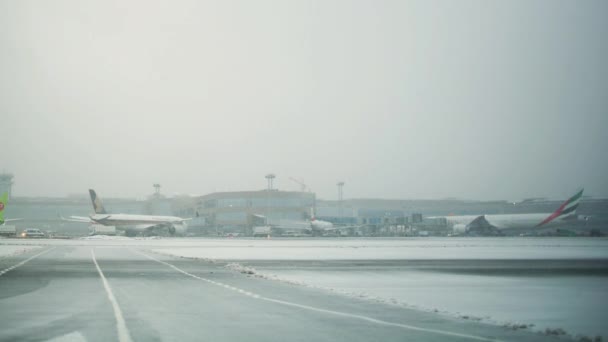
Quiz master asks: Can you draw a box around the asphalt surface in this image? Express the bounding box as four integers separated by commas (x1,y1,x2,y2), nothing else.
0,245,572,342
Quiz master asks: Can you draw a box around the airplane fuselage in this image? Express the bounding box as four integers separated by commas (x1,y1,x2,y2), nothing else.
445,213,577,233
90,214,188,235
91,213,185,226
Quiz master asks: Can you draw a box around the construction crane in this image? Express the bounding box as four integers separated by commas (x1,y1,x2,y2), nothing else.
289,177,308,192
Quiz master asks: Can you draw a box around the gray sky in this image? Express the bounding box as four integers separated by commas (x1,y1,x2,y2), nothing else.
1,0,607,200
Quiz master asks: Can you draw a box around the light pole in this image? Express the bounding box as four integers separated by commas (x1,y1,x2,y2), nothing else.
337,181,344,222
265,173,276,226
265,174,276,191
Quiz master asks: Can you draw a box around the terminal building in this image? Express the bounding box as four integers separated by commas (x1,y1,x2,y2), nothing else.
172,190,315,235
3,170,608,237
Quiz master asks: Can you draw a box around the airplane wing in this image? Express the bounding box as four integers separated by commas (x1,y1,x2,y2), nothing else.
319,225,341,231
270,224,312,231
61,216,95,223
332,224,369,231
134,222,185,235
134,223,170,230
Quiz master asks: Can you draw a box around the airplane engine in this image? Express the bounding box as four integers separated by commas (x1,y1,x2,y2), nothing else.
452,224,467,234
169,222,188,236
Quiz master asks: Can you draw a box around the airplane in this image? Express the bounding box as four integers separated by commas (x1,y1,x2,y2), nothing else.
266,208,363,236
436,188,585,234
63,189,189,236
266,218,340,236
0,192,22,225
310,217,335,231
309,208,371,234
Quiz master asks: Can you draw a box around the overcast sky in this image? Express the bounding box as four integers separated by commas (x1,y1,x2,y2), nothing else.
1,0,607,201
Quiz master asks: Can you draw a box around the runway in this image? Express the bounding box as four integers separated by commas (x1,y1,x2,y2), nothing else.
0,242,581,342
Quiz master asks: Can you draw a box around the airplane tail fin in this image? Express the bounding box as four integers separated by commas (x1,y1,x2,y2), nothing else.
0,192,7,224
89,189,107,214
537,188,584,227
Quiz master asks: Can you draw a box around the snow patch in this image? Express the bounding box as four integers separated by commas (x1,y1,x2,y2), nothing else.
225,263,256,275
0,245,42,258
80,235,134,241
219,262,600,340
79,235,163,241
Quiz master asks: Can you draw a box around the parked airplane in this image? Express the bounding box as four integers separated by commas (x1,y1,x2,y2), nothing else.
439,189,584,234
310,216,336,231
63,189,189,236
0,192,21,225
267,219,339,235
267,208,362,236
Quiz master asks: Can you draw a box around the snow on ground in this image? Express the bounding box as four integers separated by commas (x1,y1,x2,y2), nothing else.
242,267,608,340
150,237,608,260
1,236,607,259
149,237,608,340
0,237,607,338
79,235,135,241
0,245,42,258
78,235,163,241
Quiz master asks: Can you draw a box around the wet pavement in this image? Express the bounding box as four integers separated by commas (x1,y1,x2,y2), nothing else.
0,243,578,342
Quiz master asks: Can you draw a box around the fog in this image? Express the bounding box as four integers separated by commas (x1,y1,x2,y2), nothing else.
1,0,607,200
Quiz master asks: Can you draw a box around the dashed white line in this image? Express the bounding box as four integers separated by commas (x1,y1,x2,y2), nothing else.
91,249,133,342
134,249,501,342
0,247,55,277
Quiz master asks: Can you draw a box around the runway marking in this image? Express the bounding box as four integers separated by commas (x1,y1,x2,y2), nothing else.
135,250,501,342
0,247,55,277
46,331,87,342
91,249,133,342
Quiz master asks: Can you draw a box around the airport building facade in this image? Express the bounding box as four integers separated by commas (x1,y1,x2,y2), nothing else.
5,179,608,237
172,190,316,234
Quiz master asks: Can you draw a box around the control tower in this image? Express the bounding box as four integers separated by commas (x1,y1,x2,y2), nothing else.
0,173,14,199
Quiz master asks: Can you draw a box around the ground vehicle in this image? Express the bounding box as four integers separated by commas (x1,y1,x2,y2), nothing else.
89,224,117,236
0,225,16,237
20,228,45,238
252,226,272,237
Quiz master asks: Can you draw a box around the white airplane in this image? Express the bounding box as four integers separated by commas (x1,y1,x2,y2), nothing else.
268,218,339,235
310,217,335,231
64,189,189,236
0,192,22,225
269,208,363,235
437,189,585,234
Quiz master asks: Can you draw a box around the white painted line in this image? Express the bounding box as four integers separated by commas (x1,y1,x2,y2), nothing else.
0,247,55,277
91,249,133,342
135,250,501,341
45,331,87,342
